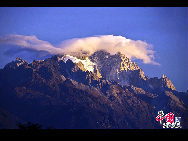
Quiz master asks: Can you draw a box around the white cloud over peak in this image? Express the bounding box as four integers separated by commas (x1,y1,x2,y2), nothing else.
0,34,160,65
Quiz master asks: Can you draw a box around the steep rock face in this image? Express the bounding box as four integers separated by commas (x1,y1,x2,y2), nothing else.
89,50,177,92
89,50,146,87
147,74,176,91
161,74,176,90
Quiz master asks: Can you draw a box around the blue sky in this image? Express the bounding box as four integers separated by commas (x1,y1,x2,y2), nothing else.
0,7,187,91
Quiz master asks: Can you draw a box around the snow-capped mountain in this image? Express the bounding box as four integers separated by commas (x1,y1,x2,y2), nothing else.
0,50,187,129
61,55,96,72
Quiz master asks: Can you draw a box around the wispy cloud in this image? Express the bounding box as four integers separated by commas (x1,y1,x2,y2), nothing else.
0,34,160,65
0,34,63,54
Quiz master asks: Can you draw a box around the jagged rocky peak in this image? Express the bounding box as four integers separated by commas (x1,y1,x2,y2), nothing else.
119,53,146,80
15,57,27,66
119,53,140,71
4,57,28,69
50,53,102,79
89,50,146,85
146,74,176,91
89,50,143,72
93,65,102,78
51,51,147,86
160,74,176,90
61,54,97,73
30,59,45,69
88,50,177,91
162,74,167,78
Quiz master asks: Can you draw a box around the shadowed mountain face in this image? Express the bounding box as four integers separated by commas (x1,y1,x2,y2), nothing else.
0,50,187,129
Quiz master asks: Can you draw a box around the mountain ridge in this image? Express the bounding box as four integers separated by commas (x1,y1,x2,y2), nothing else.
0,50,187,129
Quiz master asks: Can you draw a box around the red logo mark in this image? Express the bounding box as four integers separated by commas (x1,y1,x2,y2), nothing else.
156,112,174,124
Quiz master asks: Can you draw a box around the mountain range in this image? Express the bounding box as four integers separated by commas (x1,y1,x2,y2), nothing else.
0,50,187,129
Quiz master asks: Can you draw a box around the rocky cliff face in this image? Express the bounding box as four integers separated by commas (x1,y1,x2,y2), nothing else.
90,51,146,86
0,50,187,129
89,50,176,92
146,74,176,91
